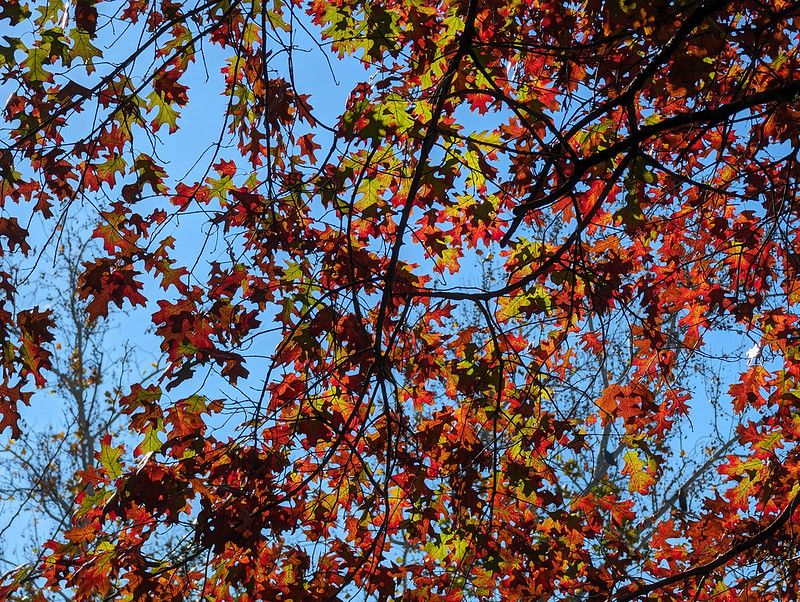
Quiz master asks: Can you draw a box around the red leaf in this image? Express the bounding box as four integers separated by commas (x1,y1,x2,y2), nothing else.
78,259,148,319
0,217,30,255
74,0,98,36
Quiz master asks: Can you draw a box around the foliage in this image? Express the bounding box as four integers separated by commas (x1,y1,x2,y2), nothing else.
1,0,800,599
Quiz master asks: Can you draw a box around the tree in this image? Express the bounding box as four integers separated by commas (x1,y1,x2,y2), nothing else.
1,0,800,599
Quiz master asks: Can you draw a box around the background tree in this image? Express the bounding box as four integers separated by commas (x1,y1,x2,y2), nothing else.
0,228,154,599
1,0,800,600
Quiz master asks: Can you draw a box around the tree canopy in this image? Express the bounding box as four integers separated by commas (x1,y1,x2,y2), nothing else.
2,0,800,599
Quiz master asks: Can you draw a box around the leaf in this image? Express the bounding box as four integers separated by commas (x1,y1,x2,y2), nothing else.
496,286,552,322
613,193,645,229
297,133,321,162
0,1,31,25
622,450,656,494
21,46,52,82
98,437,123,479
146,89,180,133
0,217,30,255
0,382,30,439
729,365,769,412
135,422,164,457
78,259,148,319
0,36,23,67
74,0,98,37
68,28,101,72
17,307,55,387
95,153,127,186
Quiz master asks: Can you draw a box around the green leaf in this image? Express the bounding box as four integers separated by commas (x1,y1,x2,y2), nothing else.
99,441,123,479
34,0,64,27
137,422,164,456
22,46,52,82
614,194,645,229
147,90,180,133
68,28,102,73
0,36,23,67
283,261,304,282
95,153,127,186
